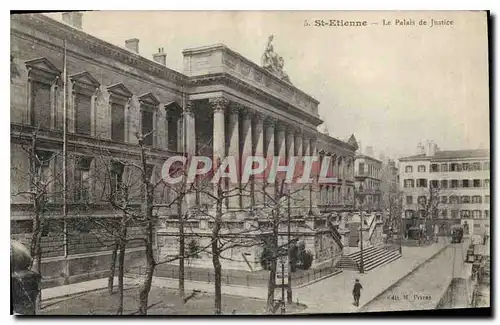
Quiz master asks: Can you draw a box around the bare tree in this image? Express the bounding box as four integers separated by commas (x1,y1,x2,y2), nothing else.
417,184,441,239
11,126,64,310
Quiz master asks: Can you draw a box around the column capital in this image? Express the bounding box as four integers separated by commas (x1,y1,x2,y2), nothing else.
263,116,277,128
240,107,256,119
185,100,195,113
229,102,245,114
209,97,229,112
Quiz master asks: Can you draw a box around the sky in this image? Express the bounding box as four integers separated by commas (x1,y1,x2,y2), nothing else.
46,11,490,160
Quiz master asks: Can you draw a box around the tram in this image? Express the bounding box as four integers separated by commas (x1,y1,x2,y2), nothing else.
451,224,464,243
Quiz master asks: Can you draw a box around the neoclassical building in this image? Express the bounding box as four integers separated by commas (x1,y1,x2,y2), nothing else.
11,12,358,283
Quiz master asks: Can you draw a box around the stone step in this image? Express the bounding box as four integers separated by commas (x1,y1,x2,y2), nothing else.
351,247,399,263
364,252,401,271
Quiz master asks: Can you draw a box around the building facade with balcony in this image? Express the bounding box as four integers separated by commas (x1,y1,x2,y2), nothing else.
11,13,357,283
354,152,382,213
399,141,490,237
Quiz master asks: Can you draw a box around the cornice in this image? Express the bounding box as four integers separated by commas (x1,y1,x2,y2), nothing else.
11,14,188,85
188,72,323,127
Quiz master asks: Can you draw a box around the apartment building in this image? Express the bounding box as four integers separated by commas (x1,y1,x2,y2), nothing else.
399,141,490,237
354,149,382,213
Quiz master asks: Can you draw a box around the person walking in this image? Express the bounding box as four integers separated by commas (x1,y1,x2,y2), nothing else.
352,279,363,307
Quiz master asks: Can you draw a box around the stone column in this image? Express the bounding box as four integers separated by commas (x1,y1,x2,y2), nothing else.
264,117,276,206
227,104,241,209
253,115,265,208
303,134,312,214
310,138,319,215
294,132,304,216
209,97,228,208
275,122,287,197
184,101,197,208
241,108,253,210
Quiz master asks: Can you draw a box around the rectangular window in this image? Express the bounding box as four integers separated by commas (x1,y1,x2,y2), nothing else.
440,180,448,188
451,210,459,219
472,210,481,219
462,179,470,188
405,210,415,218
406,196,413,204
430,164,439,172
451,180,459,188
440,209,447,219
430,180,438,188
450,163,457,172
484,210,490,219
404,179,414,188
405,166,413,173
456,164,462,172
485,195,490,204
31,81,52,129
484,179,490,188
111,102,125,142
418,196,426,205
110,162,125,201
471,162,481,171
441,164,448,172
450,196,459,204
75,93,92,135
461,196,470,204
359,163,365,175
472,196,482,204
462,163,469,171
440,196,448,204
473,179,481,188
418,165,426,173
416,179,427,187
141,109,154,147
460,210,470,219
74,157,92,202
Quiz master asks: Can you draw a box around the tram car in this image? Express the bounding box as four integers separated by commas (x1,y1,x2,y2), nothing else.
451,224,464,243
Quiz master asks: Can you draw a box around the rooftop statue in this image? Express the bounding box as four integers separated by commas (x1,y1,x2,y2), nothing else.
261,34,292,84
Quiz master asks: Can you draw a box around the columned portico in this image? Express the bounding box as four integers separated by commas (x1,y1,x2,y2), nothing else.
264,117,276,205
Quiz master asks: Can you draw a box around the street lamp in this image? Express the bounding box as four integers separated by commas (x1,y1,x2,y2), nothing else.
358,195,366,274
279,255,286,315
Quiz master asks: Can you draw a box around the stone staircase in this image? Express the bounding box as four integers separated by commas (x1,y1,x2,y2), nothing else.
337,245,401,272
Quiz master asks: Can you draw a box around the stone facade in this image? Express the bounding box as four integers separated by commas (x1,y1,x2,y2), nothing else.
10,13,358,283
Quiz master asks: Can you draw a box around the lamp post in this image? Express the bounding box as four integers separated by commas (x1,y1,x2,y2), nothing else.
358,196,366,274
280,256,286,315
286,185,292,304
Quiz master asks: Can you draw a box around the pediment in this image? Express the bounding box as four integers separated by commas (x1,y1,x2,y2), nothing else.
138,92,160,106
70,71,100,88
164,101,182,112
107,83,133,98
25,57,61,76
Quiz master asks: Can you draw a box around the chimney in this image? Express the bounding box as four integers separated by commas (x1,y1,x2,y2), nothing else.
125,38,140,53
425,140,437,157
153,48,167,66
365,146,374,157
62,12,83,30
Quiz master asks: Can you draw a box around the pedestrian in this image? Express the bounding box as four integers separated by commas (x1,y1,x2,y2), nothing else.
352,279,363,307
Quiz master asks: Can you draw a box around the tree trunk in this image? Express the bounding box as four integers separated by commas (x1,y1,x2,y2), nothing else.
116,220,127,315
178,202,185,302
212,201,222,315
108,241,119,295
30,209,42,310
138,198,155,315
266,250,277,313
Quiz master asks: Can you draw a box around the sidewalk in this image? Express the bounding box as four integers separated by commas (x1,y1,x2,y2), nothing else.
42,239,449,314
294,239,449,313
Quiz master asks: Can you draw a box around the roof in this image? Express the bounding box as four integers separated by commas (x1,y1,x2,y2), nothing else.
400,149,490,162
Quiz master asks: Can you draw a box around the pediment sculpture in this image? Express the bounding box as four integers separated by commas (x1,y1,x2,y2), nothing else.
261,34,292,84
